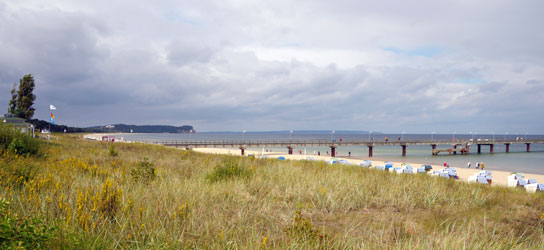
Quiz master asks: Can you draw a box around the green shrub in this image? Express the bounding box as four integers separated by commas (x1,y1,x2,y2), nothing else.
0,124,40,156
109,145,118,157
0,198,56,249
131,158,156,183
206,160,252,183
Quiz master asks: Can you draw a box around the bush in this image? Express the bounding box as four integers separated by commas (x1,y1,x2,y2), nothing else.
0,198,56,249
0,124,40,156
131,158,156,183
206,160,252,183
109,145,118,157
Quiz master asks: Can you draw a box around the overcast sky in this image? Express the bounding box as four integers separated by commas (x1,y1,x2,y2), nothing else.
0,0,542,133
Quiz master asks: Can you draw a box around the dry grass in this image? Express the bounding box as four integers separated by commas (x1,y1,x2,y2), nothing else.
1,134,544,249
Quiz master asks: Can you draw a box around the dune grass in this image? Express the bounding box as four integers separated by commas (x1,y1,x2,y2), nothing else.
1,134,543,249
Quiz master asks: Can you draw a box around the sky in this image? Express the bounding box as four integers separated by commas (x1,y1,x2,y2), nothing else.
0,0,543,133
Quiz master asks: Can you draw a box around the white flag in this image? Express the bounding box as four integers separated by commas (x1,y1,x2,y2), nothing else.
50,105,56,110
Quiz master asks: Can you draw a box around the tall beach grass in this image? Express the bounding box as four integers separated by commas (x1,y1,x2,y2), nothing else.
0,134,543,249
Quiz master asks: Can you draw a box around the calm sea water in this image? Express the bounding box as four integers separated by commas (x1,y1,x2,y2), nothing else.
118,132,544,175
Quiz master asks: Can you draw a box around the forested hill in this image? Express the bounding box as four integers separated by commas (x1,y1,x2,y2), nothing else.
29,119,194,133
86,124,194,133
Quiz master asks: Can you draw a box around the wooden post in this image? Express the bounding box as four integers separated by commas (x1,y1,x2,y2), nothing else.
330,146,336,157
477,144,481,154
368,146,373,157
490,144,494,154
401,145,406,156
526,143,531,152
505,143,510,153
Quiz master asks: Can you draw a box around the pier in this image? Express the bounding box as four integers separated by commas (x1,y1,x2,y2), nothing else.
140,139,544,157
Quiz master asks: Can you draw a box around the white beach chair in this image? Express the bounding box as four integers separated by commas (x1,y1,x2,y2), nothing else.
439,172,449,178
375,165,385,171
518,179,527,187
525,183,539,193
360,160,372,167
538,184,544,191
527,179,537,184
403,169,414,174
393,167,403,173
416,168,426,173
477,176,489,184
468,176,477,183
508,175,520,187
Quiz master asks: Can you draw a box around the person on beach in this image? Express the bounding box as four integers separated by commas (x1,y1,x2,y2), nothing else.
318,151,320,156
477,162,481,169
467,162,471,168
481,162,485,170
348,152,351,157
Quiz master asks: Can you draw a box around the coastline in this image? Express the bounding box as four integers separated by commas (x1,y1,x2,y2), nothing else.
82,133,544,188
193,147,544,187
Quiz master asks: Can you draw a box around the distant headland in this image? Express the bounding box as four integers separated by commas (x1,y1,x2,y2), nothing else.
28,119,194,133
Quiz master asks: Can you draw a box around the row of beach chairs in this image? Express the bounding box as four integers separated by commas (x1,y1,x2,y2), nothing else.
507,174,544,193
362,161,459,178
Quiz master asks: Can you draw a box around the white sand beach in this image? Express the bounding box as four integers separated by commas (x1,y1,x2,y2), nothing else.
82,133,544,188
193,147,544,187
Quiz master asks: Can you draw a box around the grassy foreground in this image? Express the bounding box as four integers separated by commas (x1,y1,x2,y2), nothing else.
1,135,544,249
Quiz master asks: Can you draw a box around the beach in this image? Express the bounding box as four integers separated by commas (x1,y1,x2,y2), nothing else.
84,132,544,187
192,147,544,187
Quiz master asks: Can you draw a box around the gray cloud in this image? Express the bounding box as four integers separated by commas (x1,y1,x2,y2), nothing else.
0,0,543,133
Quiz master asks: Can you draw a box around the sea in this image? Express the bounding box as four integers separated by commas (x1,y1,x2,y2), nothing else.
117,131,544,175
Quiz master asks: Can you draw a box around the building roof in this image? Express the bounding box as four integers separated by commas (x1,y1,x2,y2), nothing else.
1,117,30,127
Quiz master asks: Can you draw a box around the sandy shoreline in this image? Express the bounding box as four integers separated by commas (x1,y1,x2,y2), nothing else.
82,133,543,188
192,148,544,187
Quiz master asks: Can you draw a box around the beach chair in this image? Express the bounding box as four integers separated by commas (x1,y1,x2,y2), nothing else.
439,172,449,178
468,176,477,183
477,176,489,184
403,169,414,174
538,184,544,191
416,168,426,173
508,175,521,187
393,167,403,173
485,175,493,184
527,179,537,184
525,183,539,193
360,160,372,167
517,179,527,187
375,165,385,171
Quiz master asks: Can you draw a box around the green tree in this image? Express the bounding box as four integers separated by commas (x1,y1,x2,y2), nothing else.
9,74,36,120
8,83,17,115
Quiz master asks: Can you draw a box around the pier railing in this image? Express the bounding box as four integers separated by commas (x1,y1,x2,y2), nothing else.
133,139,544,147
